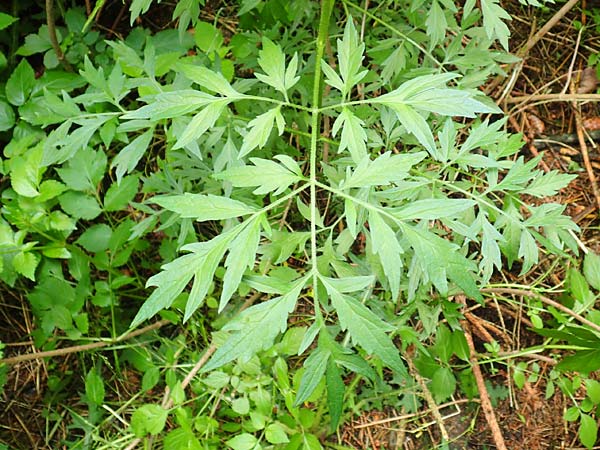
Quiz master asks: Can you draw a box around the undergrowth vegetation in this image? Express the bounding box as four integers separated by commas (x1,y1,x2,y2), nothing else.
1,0,600,449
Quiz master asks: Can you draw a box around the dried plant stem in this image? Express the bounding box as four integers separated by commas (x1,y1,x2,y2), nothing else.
482,288,600,334
0,320,169,365
506,93,600,104
45,0,72,71
405,355,450,444
459,295,508,450
518,0,580,58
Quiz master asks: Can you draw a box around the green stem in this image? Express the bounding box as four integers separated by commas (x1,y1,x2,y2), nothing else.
309,0,335,319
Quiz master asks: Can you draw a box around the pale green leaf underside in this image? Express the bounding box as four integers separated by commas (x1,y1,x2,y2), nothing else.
153,193,256,221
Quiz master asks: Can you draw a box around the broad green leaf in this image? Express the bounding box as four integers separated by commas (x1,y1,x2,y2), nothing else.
226,433,258,450
215,156,303,195
16,27,53,56
557,349,600,373
388,103,435,154
491,155,540,192
579,413,597,450
326,359,344,429
173,100,229,149
203,278,305,371
13,252,40,281
122,90,217,120
402,224,481,301
57,147,107,192
263,230,311,264
231,397,250,415
324,282,406,375
76,224,113,253
518,230,538,274
153,193,256,221
85,369,105,405
295,347,330,406
0,100,15,131
406,88,498,117
331,108,367,163
182,232,237,322
80,55,109,93
390,198,475,221
585,379,600,404
343,151,426,189
111,128,154,183
129,0,152,24
10,143,44,197
376,73,458,104
0,13,17,30
131,404,168,437
583,252,600,291
59,192,102,220
369,210,403,300
104,175,139,211
6,59,35,106
176,63,240,97
194,21,224,55
333,351,376,381
480,217,504,282
321,60,345,93
265,422,289,444
430,367,456,403
239,106,284,158
298,321,321,355
220,216,262,311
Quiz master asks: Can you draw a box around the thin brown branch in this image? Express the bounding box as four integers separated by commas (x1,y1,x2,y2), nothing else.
0,320,170,365
481,288,600,334
505,93,600,104
45,0,73,72
569,86,600,212
459,296,508,450
517,0,581,58
405,355,450,443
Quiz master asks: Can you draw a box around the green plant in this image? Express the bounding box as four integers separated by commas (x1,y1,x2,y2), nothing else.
113,0,577,434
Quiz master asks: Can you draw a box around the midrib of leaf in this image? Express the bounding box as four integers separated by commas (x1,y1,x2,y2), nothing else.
309,0,336,323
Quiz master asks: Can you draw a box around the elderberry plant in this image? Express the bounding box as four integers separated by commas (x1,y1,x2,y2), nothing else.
117,0,577,424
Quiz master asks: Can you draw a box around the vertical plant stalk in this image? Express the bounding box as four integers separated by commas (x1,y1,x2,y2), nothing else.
309,0,335,316
45,0,73,72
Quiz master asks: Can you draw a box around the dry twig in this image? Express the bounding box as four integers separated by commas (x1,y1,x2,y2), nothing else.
0,320,170,365
458,295,508,450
